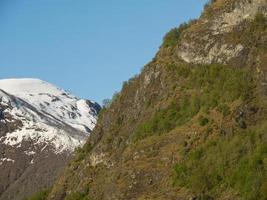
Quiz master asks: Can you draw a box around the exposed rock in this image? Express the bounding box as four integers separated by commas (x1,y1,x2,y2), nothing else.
176,0,267,65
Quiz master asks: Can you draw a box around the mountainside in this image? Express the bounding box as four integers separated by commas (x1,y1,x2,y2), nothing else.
44,0,267,200
0,78,100,200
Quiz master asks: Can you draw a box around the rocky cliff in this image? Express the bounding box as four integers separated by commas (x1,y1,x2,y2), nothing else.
177,0,267,65
45,0,267,199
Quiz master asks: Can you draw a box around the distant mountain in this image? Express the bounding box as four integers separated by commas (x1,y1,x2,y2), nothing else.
0,78,101,200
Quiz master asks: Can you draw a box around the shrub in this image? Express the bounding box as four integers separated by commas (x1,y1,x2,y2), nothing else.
65,187,90,200
204,0,216,9
254,12,267,29
23,189,50,200
167,64,192,78
74,143,92,162
217,104,230,116
102,99,112,108
198,116,209,126
173,163,188,187
102,91,120,108
162,23,189,48
65,192,88,200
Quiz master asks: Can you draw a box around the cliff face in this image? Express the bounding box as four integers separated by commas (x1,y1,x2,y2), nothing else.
177,0,267,66
46,1,267,200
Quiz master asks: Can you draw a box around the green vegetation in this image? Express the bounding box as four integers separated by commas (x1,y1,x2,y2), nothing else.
162,22,190,48
133,64,255,141
66,192,87,200
202,0,219,17
102,91,121,108
198,116,209,126
174,124,267,199
134,98,200,141
227,12,267,51
74,143,92,162
23,189,50,200
65,188,89,200
217,103,230,116
204,0,216,10
188,64,254,103
206,0,216,6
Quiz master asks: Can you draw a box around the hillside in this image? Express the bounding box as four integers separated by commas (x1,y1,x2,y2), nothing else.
43,0,267,199
0,79,100,200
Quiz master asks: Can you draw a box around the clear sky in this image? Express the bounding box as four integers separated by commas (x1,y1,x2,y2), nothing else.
0,0,207,104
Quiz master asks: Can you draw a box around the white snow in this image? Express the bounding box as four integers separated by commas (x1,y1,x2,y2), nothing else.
0,78,100,153
0,78,97,133
2,123,85,153
0,78,64,96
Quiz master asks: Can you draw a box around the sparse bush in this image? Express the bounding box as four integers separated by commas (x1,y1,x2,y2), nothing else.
102,91,121,108
198,116,209,126
254,12,266,28
167,64,192,78
173,163,188,187
217,104,230,116
162,22,189,48
23,189,50,200
65,187,90,200
102,99,112,108
74,143,92,162
204,0,216,9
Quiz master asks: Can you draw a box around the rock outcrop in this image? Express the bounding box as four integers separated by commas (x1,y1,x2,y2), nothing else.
177,0,267,65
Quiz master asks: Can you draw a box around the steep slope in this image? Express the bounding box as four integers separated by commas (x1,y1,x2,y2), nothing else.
0,79,100,200
46,0,267,200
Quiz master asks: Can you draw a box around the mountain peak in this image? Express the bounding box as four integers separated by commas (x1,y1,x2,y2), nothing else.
0,78,68,96
0,78,101,199
0,78,101,153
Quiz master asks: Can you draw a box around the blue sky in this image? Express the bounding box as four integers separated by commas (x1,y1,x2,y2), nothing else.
0,0,207,104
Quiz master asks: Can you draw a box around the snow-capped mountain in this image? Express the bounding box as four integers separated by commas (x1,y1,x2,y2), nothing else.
0,78,101,153
0,78,101,200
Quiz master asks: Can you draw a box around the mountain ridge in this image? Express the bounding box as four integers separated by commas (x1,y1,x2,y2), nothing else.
0,78,100,200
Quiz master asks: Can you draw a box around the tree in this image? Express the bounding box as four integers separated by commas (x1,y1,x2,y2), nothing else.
102,99,112,108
